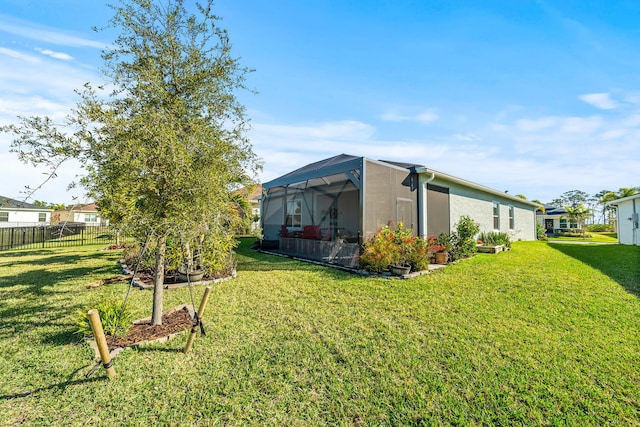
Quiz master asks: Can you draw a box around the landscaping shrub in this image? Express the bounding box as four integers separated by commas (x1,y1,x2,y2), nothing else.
359,223,436,273
122,232,237,277
562,231,593,238
536,222,548,240
450,216,480,260
359,226,401,273
407,234,433,271
585,224,614,232
74,299,133,338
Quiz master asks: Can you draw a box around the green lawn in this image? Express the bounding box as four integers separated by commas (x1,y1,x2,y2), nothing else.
1,239,639,425
548,231,618,243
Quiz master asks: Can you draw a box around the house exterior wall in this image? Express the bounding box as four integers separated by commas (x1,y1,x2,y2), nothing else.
0,209,51,228
615,198,639,245
432,178,536,241
52,210,107,226
536,214,577,233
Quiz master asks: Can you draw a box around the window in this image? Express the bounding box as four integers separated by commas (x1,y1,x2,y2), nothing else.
0,212,8,222
509,206,515,230
493,202,500,230
285,200,301,227
559,218,577,229
84,213,98,223
38,213,47,222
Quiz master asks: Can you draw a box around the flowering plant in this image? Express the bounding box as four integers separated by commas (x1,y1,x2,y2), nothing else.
360,223,432,273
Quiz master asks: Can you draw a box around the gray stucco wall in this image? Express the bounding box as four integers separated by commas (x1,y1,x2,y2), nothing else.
432,178,536,241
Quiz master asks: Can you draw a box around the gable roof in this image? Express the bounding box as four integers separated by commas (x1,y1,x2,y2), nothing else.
537,205,568,215
263,154,541,208
263,154,363,189
605,193,640,206
0,196,51,211
74,203,98,212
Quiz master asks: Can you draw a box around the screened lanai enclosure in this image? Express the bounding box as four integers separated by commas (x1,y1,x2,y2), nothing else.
261,154,418,268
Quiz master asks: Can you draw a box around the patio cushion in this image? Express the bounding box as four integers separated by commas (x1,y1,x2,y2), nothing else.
303,225,322,239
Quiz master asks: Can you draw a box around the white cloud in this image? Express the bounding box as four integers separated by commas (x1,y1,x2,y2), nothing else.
515,117,557,132
251,107,640,203
0,15,108,49
0,47,40,63
35,48,74,61
560,115,603,134
579,92,618,110
415,111,440,123
380,109,439,123
452,133,482,142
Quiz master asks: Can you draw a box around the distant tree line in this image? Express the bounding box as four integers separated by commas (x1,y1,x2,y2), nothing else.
549,188,640,225
516,187,639,230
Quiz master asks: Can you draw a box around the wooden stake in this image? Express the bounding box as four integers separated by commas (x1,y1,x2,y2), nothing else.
87,309,116,379
184,286,212,353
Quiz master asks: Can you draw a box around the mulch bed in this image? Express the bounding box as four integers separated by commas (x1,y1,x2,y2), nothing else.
105,307,194,350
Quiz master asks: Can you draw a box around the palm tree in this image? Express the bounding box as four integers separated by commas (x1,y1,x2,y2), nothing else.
563,204,592,238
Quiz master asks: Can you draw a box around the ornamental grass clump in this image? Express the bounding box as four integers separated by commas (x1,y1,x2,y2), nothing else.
478,231,512,248
74,299,133,338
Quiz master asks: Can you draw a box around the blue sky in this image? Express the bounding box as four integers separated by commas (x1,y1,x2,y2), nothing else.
1,0,639,204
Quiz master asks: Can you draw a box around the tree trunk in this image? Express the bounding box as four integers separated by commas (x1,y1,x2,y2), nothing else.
152,233,167,325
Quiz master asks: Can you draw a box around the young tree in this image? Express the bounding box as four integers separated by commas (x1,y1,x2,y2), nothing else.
2,0,259,324
563,204,592,238
551,190,589,210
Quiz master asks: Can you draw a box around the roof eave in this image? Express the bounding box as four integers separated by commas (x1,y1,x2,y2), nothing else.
416,167,541,208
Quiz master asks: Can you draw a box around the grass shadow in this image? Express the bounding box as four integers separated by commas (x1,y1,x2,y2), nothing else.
0,265,118,294
548,243,640,297
0,366,100,401
0,251,115,268
41,325,84,346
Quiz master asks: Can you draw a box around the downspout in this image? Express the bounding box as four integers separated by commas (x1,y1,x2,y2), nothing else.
633,198,638,246
414,167,435,237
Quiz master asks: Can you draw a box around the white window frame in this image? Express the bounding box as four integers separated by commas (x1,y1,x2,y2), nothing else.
508,205,515,230
492,202,500,230
285,199,302,228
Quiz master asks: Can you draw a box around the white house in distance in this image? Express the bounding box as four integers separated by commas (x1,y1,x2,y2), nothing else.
606,194,640,246
536,205,578,235
52,203,108,226
0,196,52,228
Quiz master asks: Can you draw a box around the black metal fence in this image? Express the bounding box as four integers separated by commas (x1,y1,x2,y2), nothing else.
0,224,124,251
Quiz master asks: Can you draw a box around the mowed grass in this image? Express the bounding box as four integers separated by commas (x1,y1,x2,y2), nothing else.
548,231,619,243
0,239,639,426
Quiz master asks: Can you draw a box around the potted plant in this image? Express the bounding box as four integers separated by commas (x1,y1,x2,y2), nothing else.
433,233,451,265
389,223,414,275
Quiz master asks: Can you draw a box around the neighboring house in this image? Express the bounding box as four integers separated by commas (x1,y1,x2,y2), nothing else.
233,185,262,231
0,196,52,228
52,203,108,226
606,194,640,246
536,205,578,235
261,154,539,267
